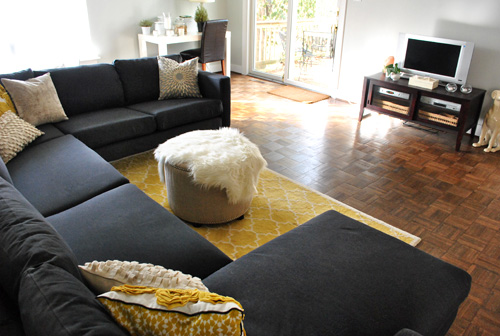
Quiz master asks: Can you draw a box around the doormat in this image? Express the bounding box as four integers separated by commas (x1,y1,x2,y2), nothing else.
268,85,330,104
112,151,421,260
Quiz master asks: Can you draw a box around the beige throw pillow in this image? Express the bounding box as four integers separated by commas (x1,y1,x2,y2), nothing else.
158,56,202,100
79,260,208,295
1,73,68,126
0,111,44,163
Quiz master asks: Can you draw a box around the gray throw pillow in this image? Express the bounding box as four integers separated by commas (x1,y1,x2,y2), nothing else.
158,56,202,100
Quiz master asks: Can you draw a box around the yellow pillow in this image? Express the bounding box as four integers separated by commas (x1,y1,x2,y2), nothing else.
0,85,16,117
98,285,245,336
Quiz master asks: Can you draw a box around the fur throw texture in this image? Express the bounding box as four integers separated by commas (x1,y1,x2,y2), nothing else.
155,128,267,204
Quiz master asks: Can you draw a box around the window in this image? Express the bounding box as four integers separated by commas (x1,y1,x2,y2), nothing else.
0,0,98,73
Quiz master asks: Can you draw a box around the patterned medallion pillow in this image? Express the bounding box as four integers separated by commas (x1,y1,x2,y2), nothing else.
158,56,202,100
0,111,44,163
98,285,245,336
0,85,16,117
1,73,68,126
79,260,208,294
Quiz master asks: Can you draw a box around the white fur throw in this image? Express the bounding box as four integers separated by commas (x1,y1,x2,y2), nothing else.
155,128,267,204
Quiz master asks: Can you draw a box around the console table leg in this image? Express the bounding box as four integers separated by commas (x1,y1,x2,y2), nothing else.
358,77,369,122
358,108,365,122
158,44,169,57
455,136,462,151
138,35,148,58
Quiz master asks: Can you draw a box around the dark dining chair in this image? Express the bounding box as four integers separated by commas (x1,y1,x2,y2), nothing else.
180,19,228,76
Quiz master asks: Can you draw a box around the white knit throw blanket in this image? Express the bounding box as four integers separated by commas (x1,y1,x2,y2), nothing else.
154,128,267,204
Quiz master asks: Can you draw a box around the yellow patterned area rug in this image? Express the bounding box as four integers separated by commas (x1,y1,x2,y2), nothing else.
112,151,421,260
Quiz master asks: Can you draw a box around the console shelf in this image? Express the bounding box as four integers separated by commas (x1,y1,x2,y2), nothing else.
359,73,486,151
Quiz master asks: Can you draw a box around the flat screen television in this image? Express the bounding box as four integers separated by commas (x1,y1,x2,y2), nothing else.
395,33,474,85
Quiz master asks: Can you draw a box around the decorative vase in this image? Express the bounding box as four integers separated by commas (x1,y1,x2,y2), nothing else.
155,21,165,35
141,26,151,35
460,84,472,94
197,21,205,33
445,83,457,93
184,16,197,33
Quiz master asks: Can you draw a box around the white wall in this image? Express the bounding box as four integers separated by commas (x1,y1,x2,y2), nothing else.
86,0,226,62
86,0,174,62
175,0,227,21
226,0,245,73
171,0,228,54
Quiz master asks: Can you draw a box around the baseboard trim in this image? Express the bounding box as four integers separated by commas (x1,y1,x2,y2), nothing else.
230,64,245,75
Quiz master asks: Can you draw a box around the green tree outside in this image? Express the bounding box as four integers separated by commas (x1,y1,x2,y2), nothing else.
257,0,317,21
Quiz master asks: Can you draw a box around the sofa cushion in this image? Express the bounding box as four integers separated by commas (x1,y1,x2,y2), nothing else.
128,98,222,130
18,263,128,336
0,176,82,303
47,183,233,280
34,64,125,117
29,123,65,147
54,107,156,148
6,135,128,216
1,73,68,126
0,111,44,163
94,117,223,161
114,54,183,105
204,210,472,336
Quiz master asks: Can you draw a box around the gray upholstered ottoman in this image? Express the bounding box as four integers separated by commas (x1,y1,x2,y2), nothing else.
155,128,267,224
164,161,253,224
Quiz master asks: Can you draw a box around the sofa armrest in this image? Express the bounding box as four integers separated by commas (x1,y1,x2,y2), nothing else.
198,71,231,127
0,286,24,336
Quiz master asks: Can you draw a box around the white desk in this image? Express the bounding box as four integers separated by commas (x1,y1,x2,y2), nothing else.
138,31,231,76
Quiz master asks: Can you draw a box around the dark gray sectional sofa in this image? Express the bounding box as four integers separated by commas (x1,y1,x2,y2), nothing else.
33,54,230,161
0,56,471,336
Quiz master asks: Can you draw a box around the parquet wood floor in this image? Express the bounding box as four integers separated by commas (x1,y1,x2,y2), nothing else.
229,73,500,335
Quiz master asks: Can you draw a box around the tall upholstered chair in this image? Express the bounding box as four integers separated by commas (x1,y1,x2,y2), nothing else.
180,19,228,76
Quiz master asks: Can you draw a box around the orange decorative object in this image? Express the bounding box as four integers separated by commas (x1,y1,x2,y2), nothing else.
383,56,395,67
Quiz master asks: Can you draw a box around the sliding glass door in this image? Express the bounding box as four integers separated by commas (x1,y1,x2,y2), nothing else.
251,0,344,94
253,0,289,79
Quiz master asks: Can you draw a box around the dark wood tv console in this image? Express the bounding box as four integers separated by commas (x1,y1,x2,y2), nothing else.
359,73,486,151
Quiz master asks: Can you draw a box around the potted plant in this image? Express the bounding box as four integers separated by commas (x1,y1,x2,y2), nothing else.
139,19,154,35
194,4,208,32
383,56,401,81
